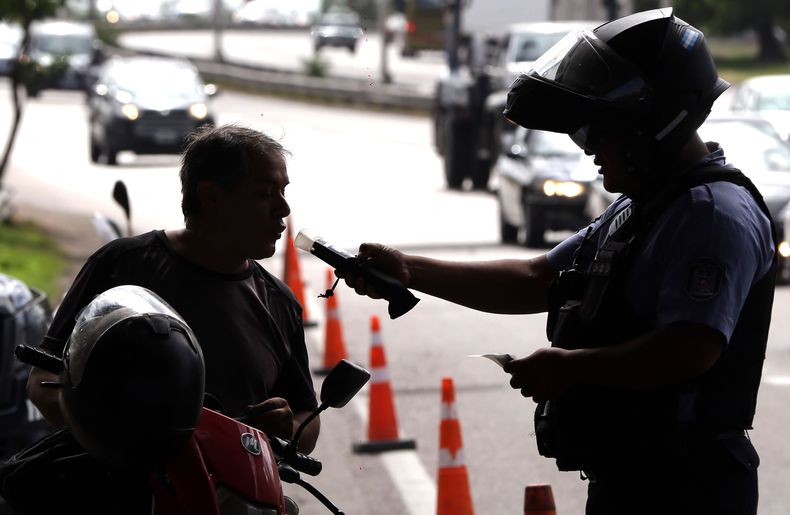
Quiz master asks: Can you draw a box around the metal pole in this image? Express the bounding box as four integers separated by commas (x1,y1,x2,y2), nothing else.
446,0,462,73
378,0,392,83
212,0,225,63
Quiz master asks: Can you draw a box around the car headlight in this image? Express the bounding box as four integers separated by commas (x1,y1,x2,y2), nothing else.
189,103,209,120
121,103,139,120
542,180,585,198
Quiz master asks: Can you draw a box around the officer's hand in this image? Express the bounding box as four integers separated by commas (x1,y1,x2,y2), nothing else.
336,243,410,299
503,347,576,403
247,397,294,440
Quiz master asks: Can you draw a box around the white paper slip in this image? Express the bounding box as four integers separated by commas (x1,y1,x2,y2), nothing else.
468,353,516,369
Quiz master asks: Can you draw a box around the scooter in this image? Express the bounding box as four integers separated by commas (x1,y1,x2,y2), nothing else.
14,344,370,515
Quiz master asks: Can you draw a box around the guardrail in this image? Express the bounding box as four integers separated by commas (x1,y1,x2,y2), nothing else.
118,42,434,112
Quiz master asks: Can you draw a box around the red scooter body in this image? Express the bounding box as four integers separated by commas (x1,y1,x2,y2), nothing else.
151,408,285,515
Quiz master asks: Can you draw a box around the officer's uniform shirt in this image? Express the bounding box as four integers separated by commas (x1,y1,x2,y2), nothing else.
547,144,775,343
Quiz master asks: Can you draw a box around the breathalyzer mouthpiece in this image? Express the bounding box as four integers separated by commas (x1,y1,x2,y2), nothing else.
294,229,420,319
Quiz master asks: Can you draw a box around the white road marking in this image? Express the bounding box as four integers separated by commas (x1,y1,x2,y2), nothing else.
764,375,790,386
352,396,437,515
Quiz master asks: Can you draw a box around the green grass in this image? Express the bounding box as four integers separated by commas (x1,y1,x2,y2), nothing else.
709,38,790,84
0,221,67,302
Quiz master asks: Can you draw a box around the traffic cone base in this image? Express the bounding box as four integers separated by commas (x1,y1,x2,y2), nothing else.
437,466,474,515
524,483,556,515
352,438,417,454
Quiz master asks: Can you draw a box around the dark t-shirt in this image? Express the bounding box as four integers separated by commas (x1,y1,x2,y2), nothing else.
42,230,318,416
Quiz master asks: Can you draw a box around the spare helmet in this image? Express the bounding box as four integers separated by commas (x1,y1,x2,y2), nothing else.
503,8,729,170
0,273,51,352
60,285,205,470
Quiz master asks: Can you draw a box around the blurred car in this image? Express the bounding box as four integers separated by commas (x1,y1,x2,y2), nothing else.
587,113,790,282
0,22,22,77
20,20,103,96
495,127,598,247
233,0,289,25
311,11,363,53
87,56,217,165
729,74,790,142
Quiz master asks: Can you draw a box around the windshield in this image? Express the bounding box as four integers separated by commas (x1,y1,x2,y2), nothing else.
320,12,359,26
699,120,790,172
113,62,204,96
508,31,569,63
32,34,93,55
756,88,790,111
528,129,583,157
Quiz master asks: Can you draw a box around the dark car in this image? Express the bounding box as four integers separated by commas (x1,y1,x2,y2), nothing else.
311,11,363,53
495,127,598,247
88,56,217,165
20,20,103,96
587,113,790,282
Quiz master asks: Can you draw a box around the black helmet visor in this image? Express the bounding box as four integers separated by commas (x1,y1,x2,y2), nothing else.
504,30,652,140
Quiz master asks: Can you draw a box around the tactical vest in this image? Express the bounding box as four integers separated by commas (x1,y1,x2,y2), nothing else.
536,165,777,472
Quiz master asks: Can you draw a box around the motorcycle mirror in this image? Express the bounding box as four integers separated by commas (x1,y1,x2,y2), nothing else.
112,180,132,236
320,359,370,409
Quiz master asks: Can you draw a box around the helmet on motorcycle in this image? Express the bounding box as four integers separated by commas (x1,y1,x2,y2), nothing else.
0,272,50,350
503,8,729,170
61,285,205,469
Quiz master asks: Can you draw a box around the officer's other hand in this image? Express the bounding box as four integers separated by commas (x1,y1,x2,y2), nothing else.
247,397,294,439
336,243,409,298
503,347,576,403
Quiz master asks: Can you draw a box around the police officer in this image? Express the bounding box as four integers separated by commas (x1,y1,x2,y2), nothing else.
340,9,776,515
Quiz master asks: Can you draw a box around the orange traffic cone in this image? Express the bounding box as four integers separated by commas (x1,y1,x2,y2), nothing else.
314,268,349,376
353,315,416,453
524,484,556,515
283,222,317,327
437,377,474,515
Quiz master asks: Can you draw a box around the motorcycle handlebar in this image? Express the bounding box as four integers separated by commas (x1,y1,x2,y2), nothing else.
15,345,64,375
269,435,323,476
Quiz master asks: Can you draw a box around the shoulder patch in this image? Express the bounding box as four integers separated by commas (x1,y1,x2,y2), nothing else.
687,258,723,301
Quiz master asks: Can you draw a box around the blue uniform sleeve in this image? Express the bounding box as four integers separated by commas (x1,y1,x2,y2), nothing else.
650,183,774,342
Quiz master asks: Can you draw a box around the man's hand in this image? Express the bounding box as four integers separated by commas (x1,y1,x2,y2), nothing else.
503,347,577,403
247,397,294,440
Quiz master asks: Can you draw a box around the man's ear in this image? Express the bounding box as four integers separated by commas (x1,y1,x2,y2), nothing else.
195,180,221,214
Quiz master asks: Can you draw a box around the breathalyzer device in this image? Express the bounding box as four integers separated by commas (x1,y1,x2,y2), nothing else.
294,229,420,319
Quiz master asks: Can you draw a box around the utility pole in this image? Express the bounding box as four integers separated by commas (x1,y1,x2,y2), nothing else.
377,0,392,83
212,0,225,63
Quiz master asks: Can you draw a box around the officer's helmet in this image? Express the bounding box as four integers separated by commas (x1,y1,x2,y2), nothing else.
61,285,205,470
503,8,729,162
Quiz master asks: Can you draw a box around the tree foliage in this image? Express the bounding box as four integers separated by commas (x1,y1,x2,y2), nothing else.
671,0,789,62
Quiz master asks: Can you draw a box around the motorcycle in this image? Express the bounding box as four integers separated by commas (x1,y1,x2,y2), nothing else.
14,342,370,515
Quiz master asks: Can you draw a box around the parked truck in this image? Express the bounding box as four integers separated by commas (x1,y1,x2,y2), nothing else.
433,0,601,190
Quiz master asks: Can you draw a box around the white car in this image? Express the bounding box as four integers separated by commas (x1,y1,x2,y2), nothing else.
729,74,790,143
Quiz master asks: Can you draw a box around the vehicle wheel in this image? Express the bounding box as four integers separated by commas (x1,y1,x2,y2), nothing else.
523,205,545,248
348,44,357,53
471,158,491,191
443,117,475,190
25,86,40,98
105,142,118,166
89,136,100,163
499,203,518,244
